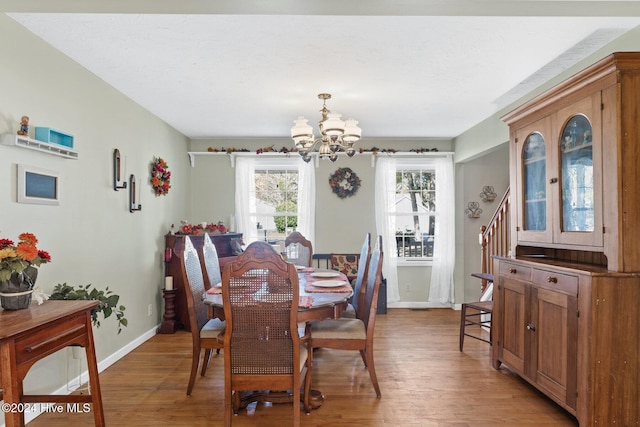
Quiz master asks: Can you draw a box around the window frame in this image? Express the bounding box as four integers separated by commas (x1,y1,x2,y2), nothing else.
251,165,300,242
393,165,437,265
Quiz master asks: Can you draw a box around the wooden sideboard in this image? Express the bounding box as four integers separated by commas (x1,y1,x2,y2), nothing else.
495,52,640,426
165,233,242,331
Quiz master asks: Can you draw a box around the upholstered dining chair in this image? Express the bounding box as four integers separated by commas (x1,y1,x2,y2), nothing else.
201,233,222,290
221,241,312,426
341,232,371,319
284,231,313,267
310,236,384,397
180,236,226,396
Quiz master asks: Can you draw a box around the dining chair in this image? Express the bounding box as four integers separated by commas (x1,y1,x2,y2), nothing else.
310,236,384,397
221,241,312,426
341,232,371,319
180,236,226,396
201,233,222,290
199,233,223,376
459,273,493,351
285,231,313,267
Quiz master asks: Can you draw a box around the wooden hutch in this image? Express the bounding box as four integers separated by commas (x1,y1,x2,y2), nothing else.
494,52,640,426
165,232,242,331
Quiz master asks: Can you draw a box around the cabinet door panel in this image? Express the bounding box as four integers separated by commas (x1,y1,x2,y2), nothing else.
499,278,527,374
515,116,553,244
553,93,603,247
533,287,578,409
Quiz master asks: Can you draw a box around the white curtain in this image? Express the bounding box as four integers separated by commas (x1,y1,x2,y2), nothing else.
374,157,401,303
297,159,316,245
235,156,315,246
375,155,455,305
428,154,455,304
234,156,256,242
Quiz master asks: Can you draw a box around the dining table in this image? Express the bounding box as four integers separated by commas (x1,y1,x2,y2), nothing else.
203,267,354,323
202,266,353,410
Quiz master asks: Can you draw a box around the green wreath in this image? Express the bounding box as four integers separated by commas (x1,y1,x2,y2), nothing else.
329,167,361,199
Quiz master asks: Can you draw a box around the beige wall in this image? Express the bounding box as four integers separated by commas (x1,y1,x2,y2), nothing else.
454,144,509,304
0,15,189,396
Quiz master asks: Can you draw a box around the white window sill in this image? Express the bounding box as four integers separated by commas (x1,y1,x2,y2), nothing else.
396,259,433,267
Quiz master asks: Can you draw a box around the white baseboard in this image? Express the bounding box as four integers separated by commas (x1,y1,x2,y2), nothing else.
11,324,160,426
387,302,453,309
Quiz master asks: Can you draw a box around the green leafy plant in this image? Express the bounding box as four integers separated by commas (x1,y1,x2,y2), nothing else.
274,200,298,233
49,283,128,334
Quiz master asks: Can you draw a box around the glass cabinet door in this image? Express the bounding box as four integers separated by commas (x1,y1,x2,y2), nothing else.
523,132,547,231
560,115,593,232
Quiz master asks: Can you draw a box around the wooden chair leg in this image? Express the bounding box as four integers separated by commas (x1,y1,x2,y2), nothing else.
459,304,467,351
224,390,232,427
364,348,381,398
200,349,212,376
302,367,312,414
359,349,368,367
186,348,200,396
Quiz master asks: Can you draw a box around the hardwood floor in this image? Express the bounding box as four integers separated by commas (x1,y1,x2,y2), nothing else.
28,309,578,426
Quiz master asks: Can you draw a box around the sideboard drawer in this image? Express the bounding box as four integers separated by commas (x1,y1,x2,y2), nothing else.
15,313,87,365
499,261,532,281
531,268,578,295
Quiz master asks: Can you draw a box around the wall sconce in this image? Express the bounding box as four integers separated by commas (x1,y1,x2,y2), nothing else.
465,201,482,218
129,174,142,212
479,185,497,202
113,149,127,190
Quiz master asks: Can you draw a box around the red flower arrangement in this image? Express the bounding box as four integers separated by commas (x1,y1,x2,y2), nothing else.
151,157,171,196
175,221,227,235
0,231,51,282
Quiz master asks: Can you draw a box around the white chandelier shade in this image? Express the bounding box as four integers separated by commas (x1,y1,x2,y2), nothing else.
290,93,362,162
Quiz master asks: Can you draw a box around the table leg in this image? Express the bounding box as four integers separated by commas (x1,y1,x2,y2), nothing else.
1,342,25,427
83,313,105,427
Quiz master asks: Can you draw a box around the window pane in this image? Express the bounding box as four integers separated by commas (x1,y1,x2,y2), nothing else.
255,169,299,241
395,168,436,259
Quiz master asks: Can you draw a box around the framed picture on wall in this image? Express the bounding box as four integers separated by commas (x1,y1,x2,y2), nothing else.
17,164,60,206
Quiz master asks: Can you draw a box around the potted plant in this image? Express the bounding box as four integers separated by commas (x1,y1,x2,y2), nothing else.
49,283,128,334
0,231,51,310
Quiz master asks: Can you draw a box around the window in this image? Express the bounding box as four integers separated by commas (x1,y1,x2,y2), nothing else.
253,167,298,242
235,156,315,246
375,155,454,304
394,168,436,259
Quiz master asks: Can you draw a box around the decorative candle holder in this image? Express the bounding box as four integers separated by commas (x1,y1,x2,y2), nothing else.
113,148,127,190
158,289,177,334
479,185,497,202
129,174,142,212
465,201,482,218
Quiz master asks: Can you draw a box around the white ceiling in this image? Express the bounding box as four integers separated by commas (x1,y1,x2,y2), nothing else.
5,1,640,140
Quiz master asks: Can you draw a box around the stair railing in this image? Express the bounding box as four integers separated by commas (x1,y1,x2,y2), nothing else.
479,187,510,292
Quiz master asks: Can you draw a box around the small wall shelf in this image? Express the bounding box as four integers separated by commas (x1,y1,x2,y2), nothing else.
0,133,79,159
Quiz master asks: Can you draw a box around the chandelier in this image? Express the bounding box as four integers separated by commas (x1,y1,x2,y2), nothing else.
290,93,362,162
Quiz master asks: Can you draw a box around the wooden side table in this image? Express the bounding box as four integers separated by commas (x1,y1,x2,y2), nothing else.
0,300,105,427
